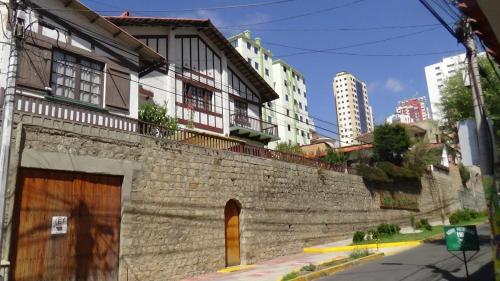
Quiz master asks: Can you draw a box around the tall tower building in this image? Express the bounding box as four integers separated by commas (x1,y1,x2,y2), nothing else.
228,31,315,148
424,53,468,122
333,71,374,147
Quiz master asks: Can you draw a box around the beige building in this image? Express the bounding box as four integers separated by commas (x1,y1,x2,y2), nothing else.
333,71,374,147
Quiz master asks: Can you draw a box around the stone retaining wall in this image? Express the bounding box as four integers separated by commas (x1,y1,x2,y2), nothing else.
4,116,473,280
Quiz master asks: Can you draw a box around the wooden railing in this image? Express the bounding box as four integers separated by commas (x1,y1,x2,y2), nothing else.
228,144,346,172
13,93,138,132
138,121,244,150
229,113,278,137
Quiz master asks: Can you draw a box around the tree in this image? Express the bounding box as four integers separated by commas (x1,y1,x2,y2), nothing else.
440,57,500,146
321,148,347,165
403,142,441,176
373,124,411,165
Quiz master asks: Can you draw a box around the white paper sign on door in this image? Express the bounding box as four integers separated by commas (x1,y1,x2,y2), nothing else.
51,216,68,235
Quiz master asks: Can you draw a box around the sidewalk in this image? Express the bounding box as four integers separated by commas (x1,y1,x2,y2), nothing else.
181,238,421,281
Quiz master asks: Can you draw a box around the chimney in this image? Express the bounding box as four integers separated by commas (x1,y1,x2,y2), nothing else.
255,37,261,47
243,30,251,39
120,11,131,17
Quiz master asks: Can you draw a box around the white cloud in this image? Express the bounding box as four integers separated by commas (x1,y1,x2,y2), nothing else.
385,78,404,93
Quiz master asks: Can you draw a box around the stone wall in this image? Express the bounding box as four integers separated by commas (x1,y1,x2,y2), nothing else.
5,117,472,281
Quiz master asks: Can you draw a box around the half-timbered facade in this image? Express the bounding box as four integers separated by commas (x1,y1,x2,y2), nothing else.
107,14,280,146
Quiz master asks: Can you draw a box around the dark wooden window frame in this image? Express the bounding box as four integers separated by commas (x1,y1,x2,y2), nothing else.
50,49,104,106
182,82,214,112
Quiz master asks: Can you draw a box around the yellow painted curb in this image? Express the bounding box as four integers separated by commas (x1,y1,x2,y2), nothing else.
304,240,422,253
217,264,256,273
287,253,385,281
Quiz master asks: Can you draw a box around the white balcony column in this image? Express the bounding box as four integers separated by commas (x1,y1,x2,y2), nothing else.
166,28,176,117
221,56,230,136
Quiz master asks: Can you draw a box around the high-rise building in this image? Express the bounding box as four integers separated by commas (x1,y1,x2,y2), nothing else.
228,31,315,148
333,71,374,147
396,97,430,123
424,53,484,122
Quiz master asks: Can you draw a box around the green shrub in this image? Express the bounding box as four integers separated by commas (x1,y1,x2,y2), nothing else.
300,264,316,272
349,249,371,259
358,164,392,183
415,218,432,231
281,271,299,281
276,142,303,155
459,163,471,186
449,209,482,225
376,161,419,180
377,223,400,237
139,101,178,131
353,231,365,243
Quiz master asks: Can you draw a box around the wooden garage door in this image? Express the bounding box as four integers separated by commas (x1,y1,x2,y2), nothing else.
10,169,122,281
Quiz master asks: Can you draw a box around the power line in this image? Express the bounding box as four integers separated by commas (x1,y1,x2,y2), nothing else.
220,23,444,32
265,27,441,58
32,0,300,13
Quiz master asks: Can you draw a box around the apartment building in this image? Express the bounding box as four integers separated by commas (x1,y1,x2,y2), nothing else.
333,71,374,147
396,96,430,123
424,52,487,122
228,31,315,148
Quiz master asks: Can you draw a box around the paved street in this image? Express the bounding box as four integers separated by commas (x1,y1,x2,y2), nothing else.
320,224,494,281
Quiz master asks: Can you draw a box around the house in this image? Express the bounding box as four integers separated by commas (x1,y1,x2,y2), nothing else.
1,0,163,130
0,0,166,280
106,13,280,147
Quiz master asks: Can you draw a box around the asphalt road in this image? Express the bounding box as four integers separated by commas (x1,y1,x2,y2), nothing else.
320,224,494,281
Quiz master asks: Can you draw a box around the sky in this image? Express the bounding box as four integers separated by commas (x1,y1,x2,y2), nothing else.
82,0,464,139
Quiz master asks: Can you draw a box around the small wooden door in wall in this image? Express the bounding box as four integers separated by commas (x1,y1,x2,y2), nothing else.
224,200,240,267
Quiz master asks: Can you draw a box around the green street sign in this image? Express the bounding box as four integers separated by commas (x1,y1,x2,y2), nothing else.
444,225,480,251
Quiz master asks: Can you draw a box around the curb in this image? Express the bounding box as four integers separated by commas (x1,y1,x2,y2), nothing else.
304,240,422,253
217,264,256,273
287,253,385,281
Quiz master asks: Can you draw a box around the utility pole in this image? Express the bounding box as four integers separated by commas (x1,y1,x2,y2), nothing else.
464,22,499,279
0,0,22,260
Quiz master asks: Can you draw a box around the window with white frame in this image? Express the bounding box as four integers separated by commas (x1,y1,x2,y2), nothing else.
51,50,103,105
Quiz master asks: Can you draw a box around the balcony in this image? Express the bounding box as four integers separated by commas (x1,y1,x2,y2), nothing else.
229,113,279,144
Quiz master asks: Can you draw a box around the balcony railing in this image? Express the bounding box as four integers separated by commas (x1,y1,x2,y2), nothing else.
10,93,138,132
229,113,278,137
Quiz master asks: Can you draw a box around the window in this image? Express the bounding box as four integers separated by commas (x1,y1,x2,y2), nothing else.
295,113,298,120
305,105,308,111
292,86,296,92
304,92,306,98
254,47,258,54
234,99,248,116
265,68,269,76
267,102,271,107
283,66,287,72
287,124,291,131
231,40,238,48
268,116,272,123
285,95,289,101
284,80,287,86
51,50,103,105
286,109,290,116
254,62,259,70
301,130,305,137
183,83,213,111
264,54,268,60
299,102,302,109
306,119,309,125
247,42,251,49
247,58,252,64
299,116,303,122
